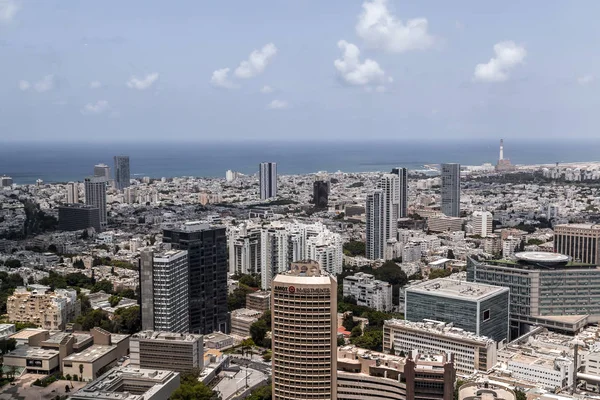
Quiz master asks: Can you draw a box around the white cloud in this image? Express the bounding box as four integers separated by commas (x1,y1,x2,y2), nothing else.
0,0,19,23
260,85,274,94
267,99,288,110
356,0,434,53
234,43,277,79
578,74,594,85
89,81,102,89
474,41,526,82
81,100,109,115
18,80,30,91
210,68,238,89
334,40,391,87
126,72,159,90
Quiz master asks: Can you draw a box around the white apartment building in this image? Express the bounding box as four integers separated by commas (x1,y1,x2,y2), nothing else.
343,272,393,312
402,242,422,263
472,211,493,237
366,174,399,261
498,349,573,390
7,286,80,331
383,319,498,376
502,236,521,258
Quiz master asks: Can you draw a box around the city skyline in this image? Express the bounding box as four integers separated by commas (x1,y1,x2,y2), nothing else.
2,1,600,141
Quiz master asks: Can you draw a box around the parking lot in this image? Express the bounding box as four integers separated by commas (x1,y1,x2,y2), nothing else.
0,374,86,400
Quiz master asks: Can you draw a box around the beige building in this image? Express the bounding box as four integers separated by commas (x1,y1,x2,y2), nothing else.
7,286,80,331
472,211,493,237
204,332,235,350
337,346,455,400
130,331,203,373
272,260,337,400
3,346,60,375
458,382,515,400
62,328,129,382
554,223,600,264
231,308,261,337
246,290,271,312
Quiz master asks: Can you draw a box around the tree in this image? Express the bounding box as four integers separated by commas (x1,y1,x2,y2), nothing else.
337,337,345,346
429,268,452,280
350,329,383,351
79,364,84,381
73,259,85,269
373,261,408,286
4,259,21,269
114,306,141,334
247,385,272,400
108,295,121,307
350,326,362,338
227,284,253,311
250,319,269,347
91,280,114,294
343,241,366,257
170,370,218,400
447,249,456,259
515,389,527,400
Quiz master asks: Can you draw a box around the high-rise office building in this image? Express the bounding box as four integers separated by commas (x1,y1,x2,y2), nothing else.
313,180,330,208
162,222,228,334
554,223,600,264
66,182,78,204
391,167,408,218
84,176,108,228
130,330,203,373
58,204,101,232
366,174,399,260
272,260,337,400
140,249,190,333
1,176,13,187
93,163,110,180
259,162,277,200
114,155,131,191
441,163,461,217
472,211,493,237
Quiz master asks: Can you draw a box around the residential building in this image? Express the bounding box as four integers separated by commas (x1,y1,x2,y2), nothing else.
502,236,521,258
467,252,598,338
7,286,80,331
337,346,455,400
554,223,600,264
343,272,393,312
58,204,101,232
272,260,338,400
129,331,203,373
405,278,510,342
68,367,180,400
140,249,189,333
113,155,131,190
383,319,498,376
230,308,261,337
0,176,13,187
84,176,108,228
66,181,79,204
366,174,399,260
441,163,461,217
473,211,493,237
259,162,277,200
391,167,408,219
427,215,463,233
228,222,261,276
246,291,270,312
313,180,330,208
162,221,228,334
94,163,110,180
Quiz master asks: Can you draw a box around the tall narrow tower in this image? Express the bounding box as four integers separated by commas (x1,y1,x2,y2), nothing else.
84,176,108,228
366,174,399,260
441,163,461,218
259,162,278,200
114,155,131,191
391,167,408,218
499,139,504,161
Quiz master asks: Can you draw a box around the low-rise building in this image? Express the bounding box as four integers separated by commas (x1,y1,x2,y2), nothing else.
69,367,180,400
7,286,80,331
458,382,515,400
246,291,271,312
427,216,464,233
337,346,455,400
130,331,203,373
343,272,393,312
230,308,261,338
0,324,15,339
204,332,235,350
383,319,498,376
3,346,60,374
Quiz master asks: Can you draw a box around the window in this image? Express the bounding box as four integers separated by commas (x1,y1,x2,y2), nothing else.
482,309,490,321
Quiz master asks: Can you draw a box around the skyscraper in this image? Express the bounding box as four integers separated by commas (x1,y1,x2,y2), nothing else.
312,180,330,208
140,249,190,333
259,162,277,200
272,260,337,400
84,176,108,228
93,163,110,180
114,155,131,190
162,221,229,334
366,174,399,260
66,181,78,204
441,163,461,217
391,167,408,218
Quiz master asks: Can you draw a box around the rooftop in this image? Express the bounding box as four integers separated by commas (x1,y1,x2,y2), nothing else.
555,223,600,230
5,345,59,360
132,330,202,342
385,319,496,345
407,278,509,301
247,290,271,299
515,252,570,264
62,345,116,363
10,328,48,340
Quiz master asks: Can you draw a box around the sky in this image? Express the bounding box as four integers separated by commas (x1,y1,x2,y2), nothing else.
1,0,600,142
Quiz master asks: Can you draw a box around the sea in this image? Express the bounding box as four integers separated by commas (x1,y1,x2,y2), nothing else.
1,140,599,185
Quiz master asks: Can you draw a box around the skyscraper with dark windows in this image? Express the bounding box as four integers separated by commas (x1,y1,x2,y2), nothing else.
84,176,108,228
391,167,408,218
259,162,277,200
312,180,330,208
93,163,110,180
162,221,229,334
114,155,131,190
441,163,461,217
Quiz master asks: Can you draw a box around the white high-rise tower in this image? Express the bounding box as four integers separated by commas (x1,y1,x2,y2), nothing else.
366,174,399,260
499,139,504,161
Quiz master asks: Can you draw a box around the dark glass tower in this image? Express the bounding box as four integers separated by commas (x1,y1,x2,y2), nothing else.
114,155,131,191
312,180,330,208
162,222,229,334
391,167,408,218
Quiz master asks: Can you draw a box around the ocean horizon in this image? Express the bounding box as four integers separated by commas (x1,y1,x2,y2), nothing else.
1,139,600,185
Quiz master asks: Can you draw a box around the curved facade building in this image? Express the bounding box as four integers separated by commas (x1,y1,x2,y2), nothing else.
272,260,337,400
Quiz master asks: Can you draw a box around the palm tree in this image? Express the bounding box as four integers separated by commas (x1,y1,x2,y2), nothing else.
79,364,84,381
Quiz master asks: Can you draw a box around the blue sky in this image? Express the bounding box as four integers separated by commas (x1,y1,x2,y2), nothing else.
1,0,599,142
